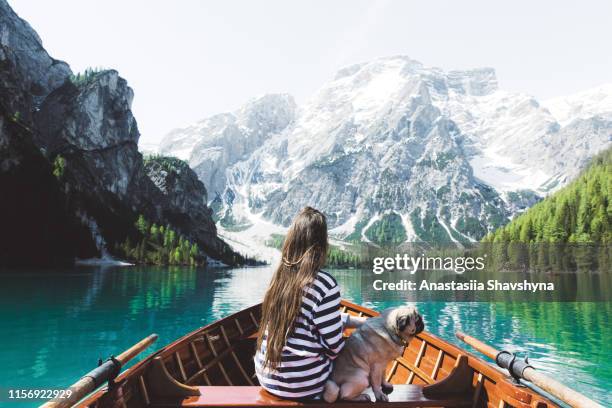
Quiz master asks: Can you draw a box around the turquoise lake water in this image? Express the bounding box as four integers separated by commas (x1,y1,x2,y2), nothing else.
0,265,609,407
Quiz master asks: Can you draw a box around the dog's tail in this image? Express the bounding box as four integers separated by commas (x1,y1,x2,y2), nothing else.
323,380,340,403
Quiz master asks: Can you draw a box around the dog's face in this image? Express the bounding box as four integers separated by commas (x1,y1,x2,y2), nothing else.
394,306,424,341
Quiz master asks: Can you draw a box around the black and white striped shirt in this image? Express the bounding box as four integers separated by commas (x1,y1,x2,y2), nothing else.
254,270,346,399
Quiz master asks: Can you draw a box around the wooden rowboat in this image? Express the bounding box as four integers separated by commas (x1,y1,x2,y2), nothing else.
68,300,566,408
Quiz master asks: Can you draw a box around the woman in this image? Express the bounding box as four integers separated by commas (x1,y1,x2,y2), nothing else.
254,207,366,400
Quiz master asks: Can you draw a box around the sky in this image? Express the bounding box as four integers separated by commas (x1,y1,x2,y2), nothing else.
9,0,612,146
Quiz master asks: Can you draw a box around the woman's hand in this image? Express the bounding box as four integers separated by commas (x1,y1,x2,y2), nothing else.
344,314,368,329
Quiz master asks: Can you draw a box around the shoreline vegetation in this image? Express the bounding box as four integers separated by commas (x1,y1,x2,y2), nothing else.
114,214,262,267
110,214,256,267
115,214,206,266
482,147,611,273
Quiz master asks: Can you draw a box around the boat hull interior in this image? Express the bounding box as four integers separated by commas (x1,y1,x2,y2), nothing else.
78,301,558,408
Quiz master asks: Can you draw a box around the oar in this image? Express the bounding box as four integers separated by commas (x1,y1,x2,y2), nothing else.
40,334,158,408
455,331,603,408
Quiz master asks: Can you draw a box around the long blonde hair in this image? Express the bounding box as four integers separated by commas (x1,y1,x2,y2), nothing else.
257,207,328,369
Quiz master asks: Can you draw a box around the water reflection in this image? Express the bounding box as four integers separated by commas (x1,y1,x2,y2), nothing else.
209,267,272,320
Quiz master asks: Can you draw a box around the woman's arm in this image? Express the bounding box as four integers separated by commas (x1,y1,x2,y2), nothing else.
342,314,368,328
312,285,345,358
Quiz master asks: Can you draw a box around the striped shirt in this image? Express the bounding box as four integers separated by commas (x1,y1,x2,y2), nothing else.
254,270,346,399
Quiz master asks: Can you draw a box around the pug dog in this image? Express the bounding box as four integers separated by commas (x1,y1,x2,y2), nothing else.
323,306,424,403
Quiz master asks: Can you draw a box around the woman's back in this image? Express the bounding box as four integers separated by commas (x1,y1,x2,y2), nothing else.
254,270,345,399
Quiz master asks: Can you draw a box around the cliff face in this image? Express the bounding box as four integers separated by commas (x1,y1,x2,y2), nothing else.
0,0,70,99
144,156,236,261
33,70,161,252
0,0,239,266
0,0,96,265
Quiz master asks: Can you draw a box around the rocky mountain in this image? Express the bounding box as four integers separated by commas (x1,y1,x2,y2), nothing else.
143,156,223,255
0,0,241,266
160,56,611,247
437,76,612,195
160,93,296,197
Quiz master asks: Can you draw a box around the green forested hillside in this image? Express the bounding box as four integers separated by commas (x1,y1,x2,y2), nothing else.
483,147,611,272
115,215,205,266
485,148,610,244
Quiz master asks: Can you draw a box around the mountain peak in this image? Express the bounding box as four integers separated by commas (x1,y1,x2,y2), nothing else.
0,0,71,96
331,56,498,98
236,93,297,133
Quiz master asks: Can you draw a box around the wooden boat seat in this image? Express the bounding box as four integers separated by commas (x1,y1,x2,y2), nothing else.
148,347,474,407
160,385,472,407
153,352,474,408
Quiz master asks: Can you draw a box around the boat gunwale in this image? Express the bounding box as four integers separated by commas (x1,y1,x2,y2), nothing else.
78,303,262,406
77,300,555,407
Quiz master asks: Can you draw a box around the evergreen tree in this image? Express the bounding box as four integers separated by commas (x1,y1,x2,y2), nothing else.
136,215,148,235
150,224,159,243
117,215,205,266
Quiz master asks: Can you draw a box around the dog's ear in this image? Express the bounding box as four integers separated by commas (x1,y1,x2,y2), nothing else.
396,314,409,332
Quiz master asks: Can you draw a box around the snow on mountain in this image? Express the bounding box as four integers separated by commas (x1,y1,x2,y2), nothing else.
159,56,611,253
544,84,612,125
431,76,611,195
160,93,296,196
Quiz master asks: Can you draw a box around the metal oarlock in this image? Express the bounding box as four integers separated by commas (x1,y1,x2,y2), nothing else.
495,350,533,384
